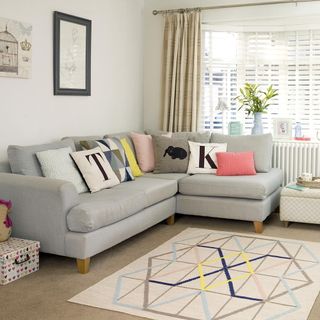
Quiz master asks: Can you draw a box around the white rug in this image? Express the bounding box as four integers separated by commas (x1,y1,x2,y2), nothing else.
69,228,320,320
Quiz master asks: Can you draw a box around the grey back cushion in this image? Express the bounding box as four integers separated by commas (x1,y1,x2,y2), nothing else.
145,129,210,143
211,133,273,173
7,139,76,176
62,135,103,151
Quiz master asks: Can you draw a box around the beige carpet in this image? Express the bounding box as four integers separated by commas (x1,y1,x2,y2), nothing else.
69,228,320,320
1,213,320,320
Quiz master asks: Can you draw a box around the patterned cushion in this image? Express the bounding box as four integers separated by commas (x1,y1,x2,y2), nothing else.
80,138,134,183
120,138,143,177
187,141,227,174
70,147,120,193
152,135,190,173
36,147,88,193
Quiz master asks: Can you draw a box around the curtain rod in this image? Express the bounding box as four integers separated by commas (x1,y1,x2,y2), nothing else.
152,0,320,15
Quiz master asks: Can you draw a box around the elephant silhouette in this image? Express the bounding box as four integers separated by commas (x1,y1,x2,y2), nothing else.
163,146,187,160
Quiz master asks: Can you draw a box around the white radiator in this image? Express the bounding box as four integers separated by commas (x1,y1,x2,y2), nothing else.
272,141,320,186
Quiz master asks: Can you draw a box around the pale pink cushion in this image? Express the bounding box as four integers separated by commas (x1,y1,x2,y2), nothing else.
130,132,155,172
216,152,256,176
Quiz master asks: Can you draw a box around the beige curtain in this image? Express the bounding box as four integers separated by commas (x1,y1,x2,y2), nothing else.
161,10,201,132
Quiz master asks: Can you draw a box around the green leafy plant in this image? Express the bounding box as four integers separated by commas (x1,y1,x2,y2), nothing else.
235,83,278,116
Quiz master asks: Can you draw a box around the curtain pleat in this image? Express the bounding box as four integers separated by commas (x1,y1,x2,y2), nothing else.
161,11,201,132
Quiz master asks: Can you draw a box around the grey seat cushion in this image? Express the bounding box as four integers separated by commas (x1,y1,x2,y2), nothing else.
7,139,76,176
67,177,177,232
178,168,283,200
210,133,273,173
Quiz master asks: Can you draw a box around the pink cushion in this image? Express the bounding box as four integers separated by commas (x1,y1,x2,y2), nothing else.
130,132,155,172
216,152,256,176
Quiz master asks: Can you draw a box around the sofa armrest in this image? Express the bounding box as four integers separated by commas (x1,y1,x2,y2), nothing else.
0,173,80,256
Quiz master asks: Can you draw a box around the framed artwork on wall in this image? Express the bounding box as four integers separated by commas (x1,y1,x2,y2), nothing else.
53,11,91,96
0,17,32,79
273,118,293,140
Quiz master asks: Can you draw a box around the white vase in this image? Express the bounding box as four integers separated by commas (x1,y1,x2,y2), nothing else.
251,112,263,135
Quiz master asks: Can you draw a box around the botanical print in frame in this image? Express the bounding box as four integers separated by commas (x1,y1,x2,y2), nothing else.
53,11,91,96
0,17,32,79
273,118,293,140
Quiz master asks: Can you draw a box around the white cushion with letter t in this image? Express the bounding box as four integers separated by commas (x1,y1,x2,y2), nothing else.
187,141,227,174
71,147,120,193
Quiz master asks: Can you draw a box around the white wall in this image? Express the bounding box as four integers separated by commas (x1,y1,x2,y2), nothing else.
0,0,144,162
143,0,320,131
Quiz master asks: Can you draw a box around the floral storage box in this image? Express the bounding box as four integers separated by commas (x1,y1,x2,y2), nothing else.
0,237,40,285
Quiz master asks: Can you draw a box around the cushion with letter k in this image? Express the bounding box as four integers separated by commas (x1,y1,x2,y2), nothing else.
187,141,227,174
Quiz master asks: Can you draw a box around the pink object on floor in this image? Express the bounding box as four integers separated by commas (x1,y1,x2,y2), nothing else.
0,199,12,210
130,132,155,172
216,151,256,176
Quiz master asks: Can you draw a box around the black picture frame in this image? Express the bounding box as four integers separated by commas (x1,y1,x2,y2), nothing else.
53,11,91,96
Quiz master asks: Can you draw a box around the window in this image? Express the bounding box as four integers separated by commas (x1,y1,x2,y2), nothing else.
200,28,320,138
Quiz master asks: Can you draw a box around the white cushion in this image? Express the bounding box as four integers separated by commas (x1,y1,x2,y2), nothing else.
187,141,227,174
71,147,120,193
36,147,88,193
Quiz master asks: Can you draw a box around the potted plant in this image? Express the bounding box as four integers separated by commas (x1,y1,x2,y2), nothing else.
235,83,278,134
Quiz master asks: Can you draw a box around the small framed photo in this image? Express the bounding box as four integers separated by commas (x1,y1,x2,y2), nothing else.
53,11,91,96
273,118,292,140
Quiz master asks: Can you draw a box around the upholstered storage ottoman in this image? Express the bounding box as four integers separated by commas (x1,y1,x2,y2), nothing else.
0,237,40,285
280,186,320,226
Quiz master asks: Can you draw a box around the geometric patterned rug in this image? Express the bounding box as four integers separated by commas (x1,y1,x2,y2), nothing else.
69,228,320,320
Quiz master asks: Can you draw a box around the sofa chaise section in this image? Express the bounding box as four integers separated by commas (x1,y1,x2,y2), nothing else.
177,168,283,233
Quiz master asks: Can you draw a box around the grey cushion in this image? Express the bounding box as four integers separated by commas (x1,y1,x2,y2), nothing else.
210,133,273,173
144,172,189,181
145,129,210,143
62,136,103,151
153,135,189,173
67,177,177,232
178,168,283,200
7,139,76,176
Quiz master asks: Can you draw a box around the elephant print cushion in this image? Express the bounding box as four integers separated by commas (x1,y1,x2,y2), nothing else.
152,135,190,173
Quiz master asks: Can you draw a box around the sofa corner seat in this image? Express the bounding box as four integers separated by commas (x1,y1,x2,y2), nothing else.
176,168,283,233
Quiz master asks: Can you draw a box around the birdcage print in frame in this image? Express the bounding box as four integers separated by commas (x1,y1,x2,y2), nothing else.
0,17,32,79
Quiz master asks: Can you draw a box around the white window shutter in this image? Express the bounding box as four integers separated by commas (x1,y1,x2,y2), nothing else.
200,28,320,138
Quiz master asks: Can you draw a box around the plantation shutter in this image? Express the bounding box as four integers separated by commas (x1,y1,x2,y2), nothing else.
286,30,320,136
200,27,320,138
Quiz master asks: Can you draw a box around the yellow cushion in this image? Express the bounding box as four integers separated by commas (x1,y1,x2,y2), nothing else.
120,138,143,177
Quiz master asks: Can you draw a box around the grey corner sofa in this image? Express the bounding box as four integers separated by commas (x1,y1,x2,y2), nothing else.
0,132,282,274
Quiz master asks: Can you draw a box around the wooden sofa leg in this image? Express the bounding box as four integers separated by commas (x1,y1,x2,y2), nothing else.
253,221,263,234
166,214,175,225
77,258,90,274
283,221,290,228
